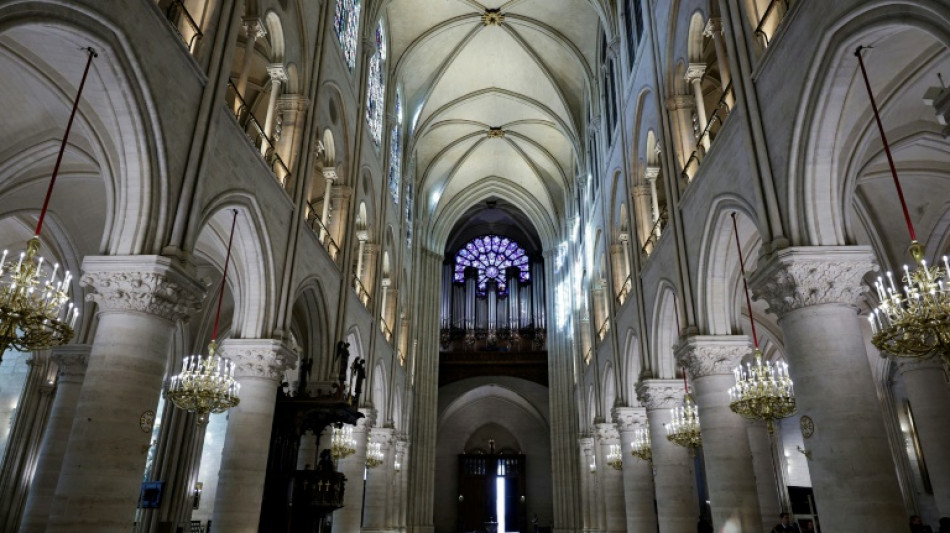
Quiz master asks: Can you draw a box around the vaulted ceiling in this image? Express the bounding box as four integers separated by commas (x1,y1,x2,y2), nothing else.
385,0,602,248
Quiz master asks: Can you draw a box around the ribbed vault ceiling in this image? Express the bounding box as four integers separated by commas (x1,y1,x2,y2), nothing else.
386,0,600,245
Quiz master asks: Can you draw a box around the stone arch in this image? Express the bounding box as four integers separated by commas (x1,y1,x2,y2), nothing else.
686,10,707,63
602,363,616,422
372,360,387,420
0,8,169,255
264,10,285,62
621,329,641,405
290,277,332,382
695,194,760,336
791,2,950,248
650,280,678,379
191,195,275,339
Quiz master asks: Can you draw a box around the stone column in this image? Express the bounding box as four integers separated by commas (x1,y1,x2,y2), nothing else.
595,423,627,532
333,408,375,533
275,94,309,170
363,426,393,531
319,168,338,243
703,18,734,108
637,379,698,533
899,358,950,516
750,246,906,531
646,165,662,232
676,335,762,532
20,345,91,533
211,339,296,533
579,436,599,530
633,184,653,250
613,407,659,533
0,350,56,532
394,437,409,530
665,95,697,178
747,421,783,532
261,64,287,155
235,18,266,109
685,63,710,150
48,257,204,533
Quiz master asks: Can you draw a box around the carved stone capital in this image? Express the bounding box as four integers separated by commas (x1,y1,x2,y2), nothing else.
362,36,379,57
645,165,661,181
322,167,338,182
579,437,595,456
636,379,686,410
277,94,309,114
219,339,297,381
395,438,409,455
358,407,378,431
242,17,267,40
749,246,878,319
52,344,92,383
81,256,205,322
369,426,394,447
267,63,288,84
612,406,648,432
685,63,707,82
897,356,947,376
703,18,723,37
675,335,751,379
594,422,620,443
665,94,695,111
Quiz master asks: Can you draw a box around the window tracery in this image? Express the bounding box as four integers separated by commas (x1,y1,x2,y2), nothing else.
454,235,530,297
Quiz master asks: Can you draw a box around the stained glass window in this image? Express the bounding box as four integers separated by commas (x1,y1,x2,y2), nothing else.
334,0,361,71
454,235,530,296
388,91,402,204
366,23,386,147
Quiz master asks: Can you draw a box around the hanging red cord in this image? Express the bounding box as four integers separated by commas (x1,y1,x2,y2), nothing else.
731,212,759,349
854,46,918,243
211,210,239,341
35,47,97,237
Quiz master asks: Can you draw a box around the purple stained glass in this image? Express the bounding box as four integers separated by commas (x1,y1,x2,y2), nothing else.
453,234,530,296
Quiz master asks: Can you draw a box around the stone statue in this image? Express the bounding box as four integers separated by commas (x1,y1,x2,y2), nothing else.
353,357,366,405
318,448,335,472
336,341,350,386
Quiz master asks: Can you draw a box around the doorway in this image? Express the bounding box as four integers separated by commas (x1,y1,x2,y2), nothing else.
457,454,526,532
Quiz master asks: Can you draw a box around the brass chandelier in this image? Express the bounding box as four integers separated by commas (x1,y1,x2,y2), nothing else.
630,427,652,461
855,46,950,360
365,441,384,468
331,424,357,460
605,443,623,470
665,370,701,452
0,48,96,360
726,213,796,432
166,210,241,423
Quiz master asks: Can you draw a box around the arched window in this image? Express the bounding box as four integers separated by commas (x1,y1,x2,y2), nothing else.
454,235,530,296
388,90,402,203
334,0,361,71
366,22,386,147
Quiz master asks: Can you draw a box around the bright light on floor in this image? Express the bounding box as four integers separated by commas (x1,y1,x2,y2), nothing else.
496,476,506,533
